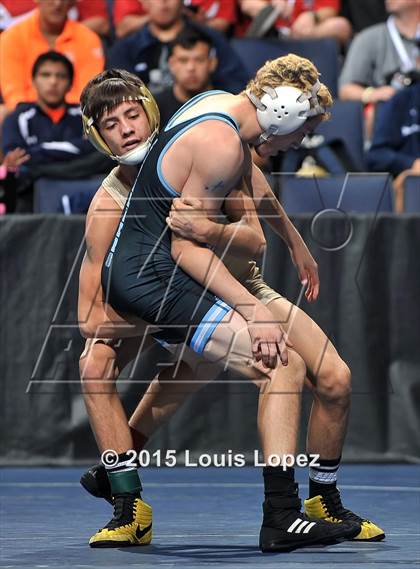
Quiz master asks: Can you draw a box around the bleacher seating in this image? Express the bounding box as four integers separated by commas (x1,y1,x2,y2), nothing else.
315,100,365,171
231,37,340,98
280,173,394,214
403,176,420,212
33,177,102,214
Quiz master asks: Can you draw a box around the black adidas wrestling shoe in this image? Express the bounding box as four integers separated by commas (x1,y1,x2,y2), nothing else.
260,496,360,552
80,463,112,504
304,487,385,542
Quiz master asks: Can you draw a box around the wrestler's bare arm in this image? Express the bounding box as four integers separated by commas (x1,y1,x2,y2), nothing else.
78,188,143,338
251,163,320,300
213,145,267,258
167,144,266,259
168,189,266,259
250,164,299,244
167,124,273,322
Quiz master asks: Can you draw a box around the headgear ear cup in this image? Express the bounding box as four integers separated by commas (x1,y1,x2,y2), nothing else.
257,86,310,136
82,114,113,155
140,89,160,137
247,80,326,141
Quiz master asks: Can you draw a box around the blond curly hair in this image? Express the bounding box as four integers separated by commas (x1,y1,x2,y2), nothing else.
245,54,333,119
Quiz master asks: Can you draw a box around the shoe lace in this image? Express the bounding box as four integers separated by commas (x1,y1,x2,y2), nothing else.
105,493,137,530
321,489,367,524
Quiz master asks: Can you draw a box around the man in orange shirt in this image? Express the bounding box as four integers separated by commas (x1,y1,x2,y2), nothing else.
0,0,110,36
0,0,104,111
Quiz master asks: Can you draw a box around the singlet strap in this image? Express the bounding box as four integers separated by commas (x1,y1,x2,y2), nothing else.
165,89,234,131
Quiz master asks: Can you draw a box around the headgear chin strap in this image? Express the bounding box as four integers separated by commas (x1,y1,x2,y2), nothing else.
247,80,326,142
116,139,151,165
82,81,160,165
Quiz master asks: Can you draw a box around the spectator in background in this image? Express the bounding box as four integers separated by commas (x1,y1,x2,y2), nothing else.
108,0,248,94
0,0,110,36
2,51,98,212
339,0,420,105
113,0,236,39
158,26,274,174
113,0,150,39
366,82,420,212
340,0,386,34
155,27,216,126
237,0,352,46
0,0,104,111
155,26,275,171
183,0,237,34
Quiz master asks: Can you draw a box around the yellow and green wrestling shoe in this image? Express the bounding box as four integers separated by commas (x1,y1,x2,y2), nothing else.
304,487,385,542
89,493,152,547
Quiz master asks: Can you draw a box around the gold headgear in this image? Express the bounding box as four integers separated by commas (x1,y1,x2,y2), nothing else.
82,79,160,162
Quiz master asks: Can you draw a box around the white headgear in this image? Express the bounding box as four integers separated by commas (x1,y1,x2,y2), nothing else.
247,80,326,143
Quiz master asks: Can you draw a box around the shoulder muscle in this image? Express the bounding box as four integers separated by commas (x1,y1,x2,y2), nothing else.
192,122,243,185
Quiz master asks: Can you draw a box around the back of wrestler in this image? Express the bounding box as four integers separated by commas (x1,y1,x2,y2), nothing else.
102,92,237,342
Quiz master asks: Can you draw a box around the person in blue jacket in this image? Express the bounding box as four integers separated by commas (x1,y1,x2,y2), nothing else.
2,50,100,211
367,82,420,177
107,0,248,95
2,51,95,167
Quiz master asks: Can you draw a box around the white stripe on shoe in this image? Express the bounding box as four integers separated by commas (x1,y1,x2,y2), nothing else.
295,520,310,533
287,518,303,533
303,522,316,534
287,518,316,534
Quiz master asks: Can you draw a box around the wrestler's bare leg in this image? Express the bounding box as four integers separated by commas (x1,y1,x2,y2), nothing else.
128,310,306,460
109,310,305,462
201,310,306,460
80,302,336,464
82,311,360,550
129,349,220,438
262,297,384,541
79,337,154,453
263,297,351,459
129,310,306,460
80,336,219,452
128,297,349,460
185,310,359,549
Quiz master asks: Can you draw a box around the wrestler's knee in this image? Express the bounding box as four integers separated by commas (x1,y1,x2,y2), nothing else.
279,349,306,387
315,358,351,404
79,342,117,395
258,349,306,391
288,348,306,371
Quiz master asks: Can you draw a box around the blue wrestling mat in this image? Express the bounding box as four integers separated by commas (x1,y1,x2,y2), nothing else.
1,465,419,569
